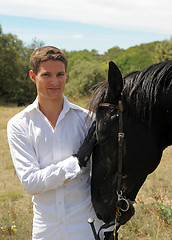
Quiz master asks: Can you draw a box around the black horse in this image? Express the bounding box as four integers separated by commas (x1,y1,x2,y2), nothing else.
85,60,172,238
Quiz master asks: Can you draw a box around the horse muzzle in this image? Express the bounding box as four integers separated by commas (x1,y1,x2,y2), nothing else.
115,203,135,225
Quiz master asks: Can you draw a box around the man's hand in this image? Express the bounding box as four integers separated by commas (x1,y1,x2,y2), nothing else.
74,121,97,167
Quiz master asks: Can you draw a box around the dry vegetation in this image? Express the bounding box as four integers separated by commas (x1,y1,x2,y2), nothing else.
0,101,171,239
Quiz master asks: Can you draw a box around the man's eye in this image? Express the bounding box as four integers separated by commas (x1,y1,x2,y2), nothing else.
57,73,64,77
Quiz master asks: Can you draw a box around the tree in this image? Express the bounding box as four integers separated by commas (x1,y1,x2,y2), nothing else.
0,23,171,103
0,30,25,101
65,60,106,97
104,46,124,61
0,26,44,103
115,43,157,74
153,38,172,63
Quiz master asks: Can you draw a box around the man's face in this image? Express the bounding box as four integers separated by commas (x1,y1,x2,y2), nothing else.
30,60,67,102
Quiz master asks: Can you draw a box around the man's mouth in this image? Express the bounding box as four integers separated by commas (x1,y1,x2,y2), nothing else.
48,87,59,90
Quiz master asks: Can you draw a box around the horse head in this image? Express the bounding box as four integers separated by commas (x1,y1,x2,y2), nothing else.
90,61,171,226
90,61,134,225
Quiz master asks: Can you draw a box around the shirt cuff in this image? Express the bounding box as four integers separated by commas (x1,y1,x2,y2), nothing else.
62,156,81,180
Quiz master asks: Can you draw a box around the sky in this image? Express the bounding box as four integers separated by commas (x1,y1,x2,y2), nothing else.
0,0,172,54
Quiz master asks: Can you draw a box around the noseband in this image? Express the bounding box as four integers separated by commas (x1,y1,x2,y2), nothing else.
89,100,135,240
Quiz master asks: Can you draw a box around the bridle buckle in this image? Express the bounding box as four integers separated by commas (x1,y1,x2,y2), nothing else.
116,191,130,212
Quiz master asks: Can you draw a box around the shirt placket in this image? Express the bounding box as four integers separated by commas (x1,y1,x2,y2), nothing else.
53,127,66,227
56,187,65,226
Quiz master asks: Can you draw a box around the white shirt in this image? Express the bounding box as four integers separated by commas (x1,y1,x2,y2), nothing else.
7,96,103,240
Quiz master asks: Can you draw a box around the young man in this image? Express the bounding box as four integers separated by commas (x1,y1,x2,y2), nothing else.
7,46,104,240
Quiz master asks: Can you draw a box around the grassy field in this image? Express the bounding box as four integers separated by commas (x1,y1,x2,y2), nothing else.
0,100,171,240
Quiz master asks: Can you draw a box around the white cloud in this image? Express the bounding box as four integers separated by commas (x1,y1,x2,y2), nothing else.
5,27,84,43
0,0,172,34
72,34,84,39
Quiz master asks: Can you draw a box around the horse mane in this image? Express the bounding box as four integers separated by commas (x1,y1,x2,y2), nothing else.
89,81,109,113
123,61,172,118
89,61,172,122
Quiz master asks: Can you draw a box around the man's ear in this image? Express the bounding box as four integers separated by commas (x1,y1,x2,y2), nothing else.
29,70,36,83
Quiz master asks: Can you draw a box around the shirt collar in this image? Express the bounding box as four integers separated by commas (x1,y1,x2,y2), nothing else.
28,95,84,113
57,95,86,125
32,97,40,110
22,97,39,113
63,95,84,112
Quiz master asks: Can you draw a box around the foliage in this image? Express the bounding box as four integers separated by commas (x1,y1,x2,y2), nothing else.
0,24,172,103
156,203,172,224
0,26,44,104
65,59,106,97
104,46,125,61
115,43,157,74
0,31,23,100
153,38,172,62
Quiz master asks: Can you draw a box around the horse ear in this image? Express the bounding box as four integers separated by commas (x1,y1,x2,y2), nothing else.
107,61,123,101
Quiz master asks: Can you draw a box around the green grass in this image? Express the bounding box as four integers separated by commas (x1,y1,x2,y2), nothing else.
0,101,171,239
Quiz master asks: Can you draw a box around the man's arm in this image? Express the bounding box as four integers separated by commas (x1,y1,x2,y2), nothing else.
7,121,81,195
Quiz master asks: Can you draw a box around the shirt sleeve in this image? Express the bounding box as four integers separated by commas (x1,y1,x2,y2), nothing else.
7,120,81,196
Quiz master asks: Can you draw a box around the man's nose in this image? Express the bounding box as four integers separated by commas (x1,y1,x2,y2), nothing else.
51,76,59,85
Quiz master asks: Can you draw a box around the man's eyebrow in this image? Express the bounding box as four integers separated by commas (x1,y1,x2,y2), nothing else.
57,71,66,74
42,70,65,73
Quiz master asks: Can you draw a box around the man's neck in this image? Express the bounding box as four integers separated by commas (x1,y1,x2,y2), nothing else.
38,96,64,129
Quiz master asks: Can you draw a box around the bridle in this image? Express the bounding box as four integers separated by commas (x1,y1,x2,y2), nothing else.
89,100,135,240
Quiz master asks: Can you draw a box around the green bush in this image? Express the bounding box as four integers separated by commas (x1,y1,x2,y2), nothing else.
65,60,106,97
